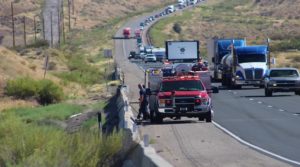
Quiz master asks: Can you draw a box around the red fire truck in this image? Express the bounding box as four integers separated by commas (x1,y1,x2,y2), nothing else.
123,27,131,38
147,65,218,124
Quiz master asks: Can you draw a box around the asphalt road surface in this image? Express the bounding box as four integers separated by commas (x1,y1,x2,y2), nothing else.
114,2,298,167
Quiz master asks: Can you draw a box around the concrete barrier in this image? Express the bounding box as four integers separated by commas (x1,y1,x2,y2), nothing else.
117,86,172,167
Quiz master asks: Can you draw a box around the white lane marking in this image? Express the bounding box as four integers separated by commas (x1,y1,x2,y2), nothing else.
122,40,127,57
228,90,232,92
268,105,273,108
212,117,300,166
279,109,285,112
249,98,254,101
233,92,237,94
258,101,262,104
70,113,82,118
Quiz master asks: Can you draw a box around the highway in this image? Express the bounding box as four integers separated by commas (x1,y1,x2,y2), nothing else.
114,3,299,167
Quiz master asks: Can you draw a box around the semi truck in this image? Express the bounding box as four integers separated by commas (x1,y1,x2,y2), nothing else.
220,44,269,89
152,48,166,62
207,38,246,81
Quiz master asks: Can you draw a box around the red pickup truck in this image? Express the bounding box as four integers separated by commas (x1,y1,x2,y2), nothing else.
148,72,217,123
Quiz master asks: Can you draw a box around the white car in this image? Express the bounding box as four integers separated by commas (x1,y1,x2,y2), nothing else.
144,54,156,63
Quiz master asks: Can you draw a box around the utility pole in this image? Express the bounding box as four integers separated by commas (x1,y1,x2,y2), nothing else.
62,0,65,43
57,6,61,45
42,14,45,40
50,11,53,48
11,2,15,47
72,0,75,15
68,0,71,31
33,15,37,42
23,16,27,46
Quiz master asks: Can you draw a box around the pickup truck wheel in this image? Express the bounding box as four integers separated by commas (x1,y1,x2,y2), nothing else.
265,88,273,97
150,110,157,124
156,115,163,124
206,111,212,123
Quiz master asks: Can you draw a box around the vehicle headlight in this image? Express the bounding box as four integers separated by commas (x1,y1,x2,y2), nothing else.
268,80,275,85
159,99,172,107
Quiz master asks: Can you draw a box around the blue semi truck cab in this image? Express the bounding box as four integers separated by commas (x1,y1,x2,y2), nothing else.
207,38,246,81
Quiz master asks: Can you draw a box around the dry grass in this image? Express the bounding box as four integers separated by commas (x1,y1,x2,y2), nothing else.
0,97,38,112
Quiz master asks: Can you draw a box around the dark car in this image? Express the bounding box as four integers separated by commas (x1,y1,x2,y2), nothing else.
264,68,300,96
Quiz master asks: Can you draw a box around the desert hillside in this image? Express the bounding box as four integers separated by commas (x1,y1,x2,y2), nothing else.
252,0,300,19
0,0,174,46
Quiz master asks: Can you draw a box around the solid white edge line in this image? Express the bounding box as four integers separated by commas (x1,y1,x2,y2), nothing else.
212,114,300,166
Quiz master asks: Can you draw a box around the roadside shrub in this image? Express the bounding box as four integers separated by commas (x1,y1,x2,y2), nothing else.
173,22,182,34
5,77,63,105
5,77,38,99
37,80,64,105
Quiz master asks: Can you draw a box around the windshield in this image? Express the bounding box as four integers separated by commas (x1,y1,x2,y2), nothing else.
160,80,204,92
238,54,266,63
270,70,299,78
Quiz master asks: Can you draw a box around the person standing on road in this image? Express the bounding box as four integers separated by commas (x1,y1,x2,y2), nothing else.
137,84,149,120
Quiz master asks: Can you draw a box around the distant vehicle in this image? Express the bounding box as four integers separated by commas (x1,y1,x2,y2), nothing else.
189,0,198,5
128,51,137,59
144,54,157,63
123,27,131,38
136,37,142,46
135,29,141,38
144,45,154,54
152,48,166,62
264,68,300,96
140,52,146,60
166,5,175,14
140,22,144,27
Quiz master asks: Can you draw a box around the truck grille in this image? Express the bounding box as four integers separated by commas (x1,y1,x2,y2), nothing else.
175,97,195,104
245,68,263,80
254,69,263,79
276,81,296,87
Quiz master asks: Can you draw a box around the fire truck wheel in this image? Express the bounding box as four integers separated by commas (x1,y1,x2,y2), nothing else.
198,117,204,121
